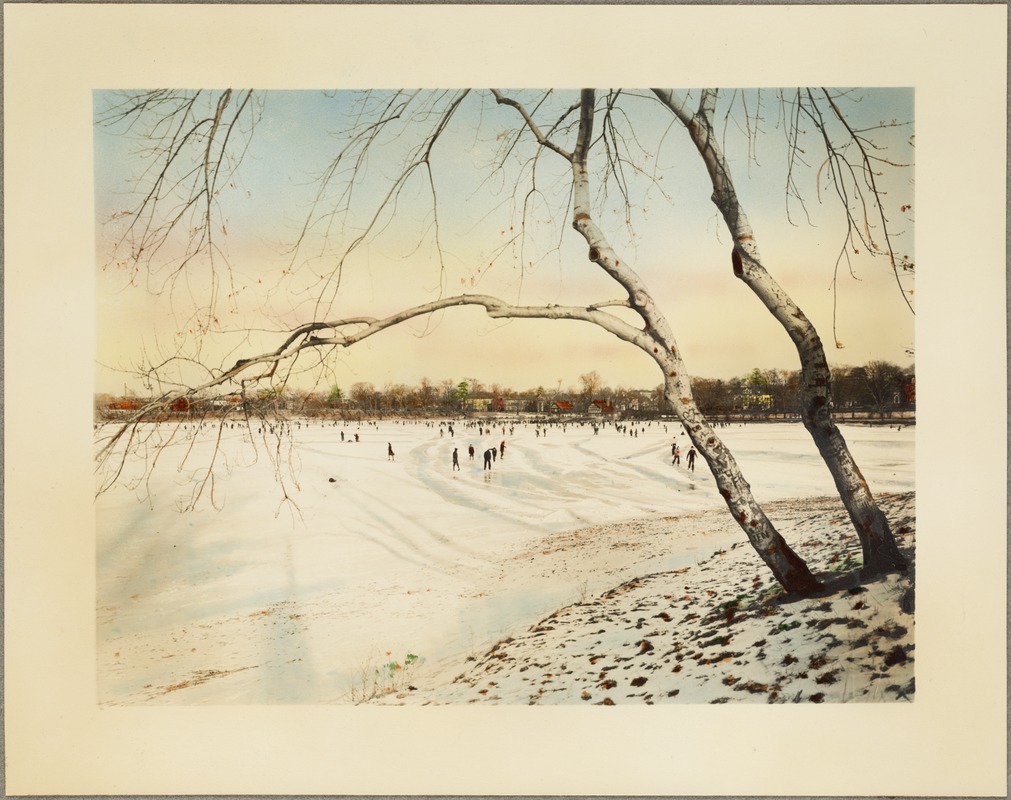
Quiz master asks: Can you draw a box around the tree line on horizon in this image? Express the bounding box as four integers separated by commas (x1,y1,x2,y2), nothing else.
97,359,913,420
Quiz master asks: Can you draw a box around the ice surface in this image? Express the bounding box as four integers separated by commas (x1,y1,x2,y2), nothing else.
96,419,914,703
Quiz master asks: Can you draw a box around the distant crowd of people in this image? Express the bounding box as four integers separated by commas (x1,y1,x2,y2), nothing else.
336,418,703,476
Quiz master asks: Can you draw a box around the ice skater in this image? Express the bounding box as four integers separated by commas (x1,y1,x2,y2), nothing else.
499,441,506,459
687,446,697,471
387,443,395,461
483,448,493,470
672,445,681,466
468,444,475,461
452,447,460,471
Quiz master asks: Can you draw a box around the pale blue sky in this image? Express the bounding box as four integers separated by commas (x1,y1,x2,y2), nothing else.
94,88,914,396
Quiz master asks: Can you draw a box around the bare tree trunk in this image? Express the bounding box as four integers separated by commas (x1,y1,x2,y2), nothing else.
801,400,908,575
654,88,907,578
568,90,821,595
733,254,907,576
658,368,822,594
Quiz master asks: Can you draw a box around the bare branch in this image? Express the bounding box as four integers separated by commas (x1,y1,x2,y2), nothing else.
96,289,650,445
293,90,472,322
818,88,916,316
650,88,693,127
97,90,261,321
489,89,574,161
698,88,718,121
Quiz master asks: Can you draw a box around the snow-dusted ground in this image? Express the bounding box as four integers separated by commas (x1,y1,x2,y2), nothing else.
96,419,914,704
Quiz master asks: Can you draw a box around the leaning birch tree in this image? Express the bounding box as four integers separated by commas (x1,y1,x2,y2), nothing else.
653,88,909,575
95,88,913,596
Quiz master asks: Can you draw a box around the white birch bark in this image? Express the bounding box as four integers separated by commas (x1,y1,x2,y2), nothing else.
565,90,820,595
653,88,907,577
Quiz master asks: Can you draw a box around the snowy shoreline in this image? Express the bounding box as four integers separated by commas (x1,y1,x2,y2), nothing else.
374,492,915,705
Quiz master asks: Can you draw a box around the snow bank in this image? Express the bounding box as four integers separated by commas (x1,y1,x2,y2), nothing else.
378,493,915,705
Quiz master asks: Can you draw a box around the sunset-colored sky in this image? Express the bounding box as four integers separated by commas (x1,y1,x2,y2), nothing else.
94,88,914,397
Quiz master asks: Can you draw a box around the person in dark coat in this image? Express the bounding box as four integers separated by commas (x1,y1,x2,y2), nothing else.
388,443,395,461
687,446,697,471
452,447,460,471
483,449,493,470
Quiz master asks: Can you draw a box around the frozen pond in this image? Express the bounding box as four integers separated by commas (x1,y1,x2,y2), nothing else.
95,419,914,704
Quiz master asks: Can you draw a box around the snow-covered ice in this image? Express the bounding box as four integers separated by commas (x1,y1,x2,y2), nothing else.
96,419,914,704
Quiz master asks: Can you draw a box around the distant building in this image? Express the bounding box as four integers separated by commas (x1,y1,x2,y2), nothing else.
902,376,916,406
107,399,142,412
492,397,526,413
209,395,244,409
734,388,773,411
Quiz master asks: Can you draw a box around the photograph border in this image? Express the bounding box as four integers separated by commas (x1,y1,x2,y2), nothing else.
4,3,1008,796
